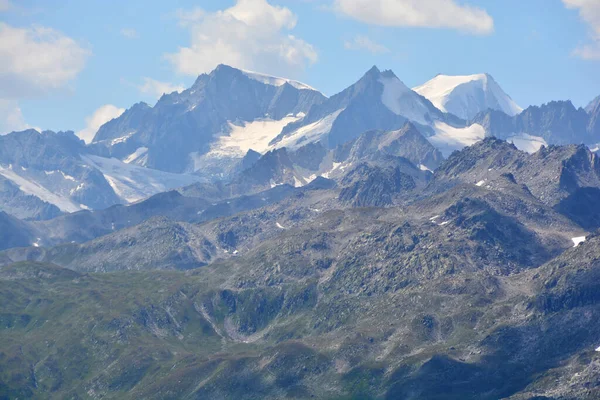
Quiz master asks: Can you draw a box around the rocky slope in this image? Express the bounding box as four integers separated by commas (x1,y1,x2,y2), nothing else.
429,137,600,209
472,101,595,150
1,212,598,399
3,131,600,399
0,129,202,219
586,95,600,114
333,122,444,171
0,211,40,250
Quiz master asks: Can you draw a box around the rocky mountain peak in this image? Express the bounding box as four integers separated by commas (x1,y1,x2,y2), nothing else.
585,95,600,114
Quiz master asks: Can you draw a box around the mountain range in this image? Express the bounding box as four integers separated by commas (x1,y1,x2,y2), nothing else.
0,64,597,219
1,64,600,398
4,133,600,398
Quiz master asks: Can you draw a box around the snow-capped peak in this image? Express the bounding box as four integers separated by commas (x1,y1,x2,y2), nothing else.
240,69,319,92
377,70,434,125
413,73,522,120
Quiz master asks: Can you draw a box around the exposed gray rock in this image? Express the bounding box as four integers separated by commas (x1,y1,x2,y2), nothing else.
92,64,326,174
472,101,594,144
333,122,444,170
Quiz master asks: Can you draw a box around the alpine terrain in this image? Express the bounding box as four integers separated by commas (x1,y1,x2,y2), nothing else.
1,62,600,400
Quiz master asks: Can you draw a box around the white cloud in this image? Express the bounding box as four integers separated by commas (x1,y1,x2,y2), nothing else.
120,28,139,39
563,0,600,60
563,0,600,35
138,77,185,98
165,0,318,77
77,104,125,144
334,0,494,35
0,99,34,134
344,35,390,54
573,44,600,60
0,22,90,99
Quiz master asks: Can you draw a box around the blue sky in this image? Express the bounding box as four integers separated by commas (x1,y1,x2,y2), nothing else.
1,0,599,138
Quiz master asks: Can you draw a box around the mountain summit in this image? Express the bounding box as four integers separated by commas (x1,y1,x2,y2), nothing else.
413,73,522,120
91,65,326,174
270,66,447,150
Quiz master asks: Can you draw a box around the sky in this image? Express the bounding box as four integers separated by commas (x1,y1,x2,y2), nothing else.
1,0,599,139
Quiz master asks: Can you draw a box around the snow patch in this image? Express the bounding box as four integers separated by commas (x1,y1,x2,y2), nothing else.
275,109,345,150
306,174,318,183
240,69,319,92
419,164,433,173
428,122,486,156
572,236,586,247
322,161,346,179
60,172,76,182
379,76,429,125
82,155,201,204
507,134,547,154
44,170,77,182
209,116,300,158
0,165,81,212
293,176,304,188
124,147,149,164
109,131,136,146
70,183,85,195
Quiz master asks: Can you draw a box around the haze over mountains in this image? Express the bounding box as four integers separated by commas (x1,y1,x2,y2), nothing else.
0,64,598,220
2,64,600,398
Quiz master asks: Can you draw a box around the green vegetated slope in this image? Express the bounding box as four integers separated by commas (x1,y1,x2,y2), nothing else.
3,228,600,399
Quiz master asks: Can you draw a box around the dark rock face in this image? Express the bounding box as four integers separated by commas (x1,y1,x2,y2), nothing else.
444,197,550,267
289,142,327,171
430,137,600,206
334,122,444,170
517,101,590,143
0,211,37,250
0,176,62,220
588,100,600,140
555,187,600,229
0,130,121,217
239,149,262,171
237,148,297,187
339,163,417,207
